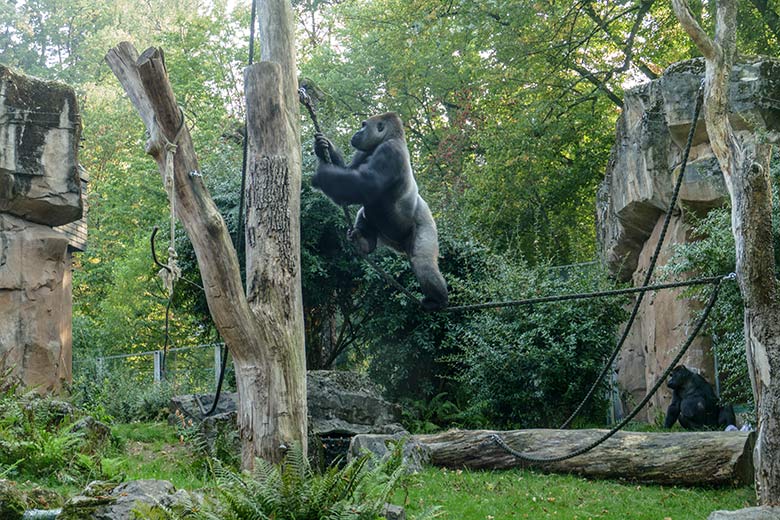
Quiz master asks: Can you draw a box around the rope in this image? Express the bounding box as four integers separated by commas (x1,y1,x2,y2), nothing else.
149,108,187,379
490,274,727,464
442,275,726,312
557,82,705,430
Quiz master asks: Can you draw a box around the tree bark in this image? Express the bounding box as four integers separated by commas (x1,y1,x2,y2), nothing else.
414,429,755,486
106,13,306,467
672,0,780,504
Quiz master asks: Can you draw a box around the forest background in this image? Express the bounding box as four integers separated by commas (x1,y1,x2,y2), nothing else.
2,0,778,429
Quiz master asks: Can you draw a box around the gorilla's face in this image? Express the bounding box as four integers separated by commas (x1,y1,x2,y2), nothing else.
667,366,692,389
351,117,387,152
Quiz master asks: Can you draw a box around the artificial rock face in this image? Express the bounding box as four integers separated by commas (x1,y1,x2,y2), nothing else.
0,64,82,226
597,58,780,420
0,65,82,393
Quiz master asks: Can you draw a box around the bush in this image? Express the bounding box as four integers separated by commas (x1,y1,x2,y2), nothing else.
0,379,112,485
137,443,439,520
450,263,627,428
663,153,780,411
70,361,177,423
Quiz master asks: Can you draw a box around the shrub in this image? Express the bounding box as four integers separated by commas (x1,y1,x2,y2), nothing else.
449,263,627,428
0,379,112,485
137,442,439,520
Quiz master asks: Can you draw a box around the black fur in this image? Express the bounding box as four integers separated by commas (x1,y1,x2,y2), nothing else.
664,365,735,430
312,112,448,311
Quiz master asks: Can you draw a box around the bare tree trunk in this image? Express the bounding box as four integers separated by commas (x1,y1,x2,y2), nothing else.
106,0,306,469
673,0,780,504
408,429,755,486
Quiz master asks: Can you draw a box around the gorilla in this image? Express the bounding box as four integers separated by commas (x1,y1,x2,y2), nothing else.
664,365,736,430
311,112,448,311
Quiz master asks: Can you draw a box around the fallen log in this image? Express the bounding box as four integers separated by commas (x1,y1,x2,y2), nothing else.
412,429,755,486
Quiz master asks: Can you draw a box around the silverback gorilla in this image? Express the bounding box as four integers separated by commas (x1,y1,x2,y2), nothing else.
664,365,736,430
311,112,448,311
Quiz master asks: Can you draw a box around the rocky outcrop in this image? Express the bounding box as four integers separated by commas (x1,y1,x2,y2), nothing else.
0,65,82,394
598,58,780,420
169,371,405,466
0,65,82,226
59,480,195,520
170,371,403,436
0,214,73,392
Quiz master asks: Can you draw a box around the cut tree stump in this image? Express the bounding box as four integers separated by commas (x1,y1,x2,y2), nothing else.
412,429,755,486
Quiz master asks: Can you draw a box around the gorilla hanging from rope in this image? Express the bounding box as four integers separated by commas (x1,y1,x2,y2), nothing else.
311,112,449,311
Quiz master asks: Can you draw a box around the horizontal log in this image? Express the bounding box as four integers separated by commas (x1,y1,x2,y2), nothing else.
415,429,755,486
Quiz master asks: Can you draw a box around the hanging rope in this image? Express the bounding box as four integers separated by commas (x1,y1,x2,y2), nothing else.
556,82,705,430
149,108,187,378
490,274,728,463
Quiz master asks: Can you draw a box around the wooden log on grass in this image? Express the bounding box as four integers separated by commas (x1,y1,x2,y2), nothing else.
412,429,755,486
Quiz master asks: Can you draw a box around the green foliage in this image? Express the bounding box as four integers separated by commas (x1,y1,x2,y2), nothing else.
70,362,177,423
0,381,112,486
663,155,780,409
140,443,420,520
451,264,628,428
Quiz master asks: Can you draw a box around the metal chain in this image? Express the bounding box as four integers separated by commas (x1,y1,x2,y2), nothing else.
491,275,727,463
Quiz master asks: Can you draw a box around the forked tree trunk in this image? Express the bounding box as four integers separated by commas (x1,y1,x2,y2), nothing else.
673,0,780,504
105,0,305,468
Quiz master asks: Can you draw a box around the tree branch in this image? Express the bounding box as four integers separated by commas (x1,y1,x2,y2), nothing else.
671,0,719,60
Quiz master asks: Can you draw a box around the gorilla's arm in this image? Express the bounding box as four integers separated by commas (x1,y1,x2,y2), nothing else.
312,141,404,206
664,392,681,428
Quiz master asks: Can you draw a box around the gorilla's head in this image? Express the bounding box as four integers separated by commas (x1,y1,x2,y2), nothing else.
667,365,693,389
351,112,404,152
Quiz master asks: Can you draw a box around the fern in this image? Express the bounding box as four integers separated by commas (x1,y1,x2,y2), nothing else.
143,442,418,520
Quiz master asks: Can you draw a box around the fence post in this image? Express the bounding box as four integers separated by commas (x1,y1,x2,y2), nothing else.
153,351,163,382
214,345,222,388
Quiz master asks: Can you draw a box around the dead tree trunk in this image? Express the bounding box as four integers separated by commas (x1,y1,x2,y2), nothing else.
105,0,306,469
673,0,780,504
413,429,755,486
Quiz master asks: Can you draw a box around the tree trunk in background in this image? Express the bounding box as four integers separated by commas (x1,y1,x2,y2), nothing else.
106,0,306,469
673,0,780,504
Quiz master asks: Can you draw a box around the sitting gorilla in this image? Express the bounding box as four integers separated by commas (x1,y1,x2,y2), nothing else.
664,365,736,430
311,112,448,311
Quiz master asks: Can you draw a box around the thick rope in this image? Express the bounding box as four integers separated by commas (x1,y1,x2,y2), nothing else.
491,275,727,463
557,83,705,430
150,109,187,379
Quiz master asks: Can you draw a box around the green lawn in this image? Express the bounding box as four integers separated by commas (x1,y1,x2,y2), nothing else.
396,467,756,520
13,421,755,519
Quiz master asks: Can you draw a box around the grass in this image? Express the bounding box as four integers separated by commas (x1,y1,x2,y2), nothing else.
102,421,210,489
396,467,756,519
6,420,758,518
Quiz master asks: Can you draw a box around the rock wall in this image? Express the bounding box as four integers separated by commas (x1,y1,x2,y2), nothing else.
598,58,780,421
0,64,81,393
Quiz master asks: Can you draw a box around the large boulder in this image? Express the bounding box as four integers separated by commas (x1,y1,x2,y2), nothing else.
169,371,405,466
708,507,780,520
0,64,82,226
59,480,194,520
170,371,403,436
348,433,431,474
0,213,72,393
